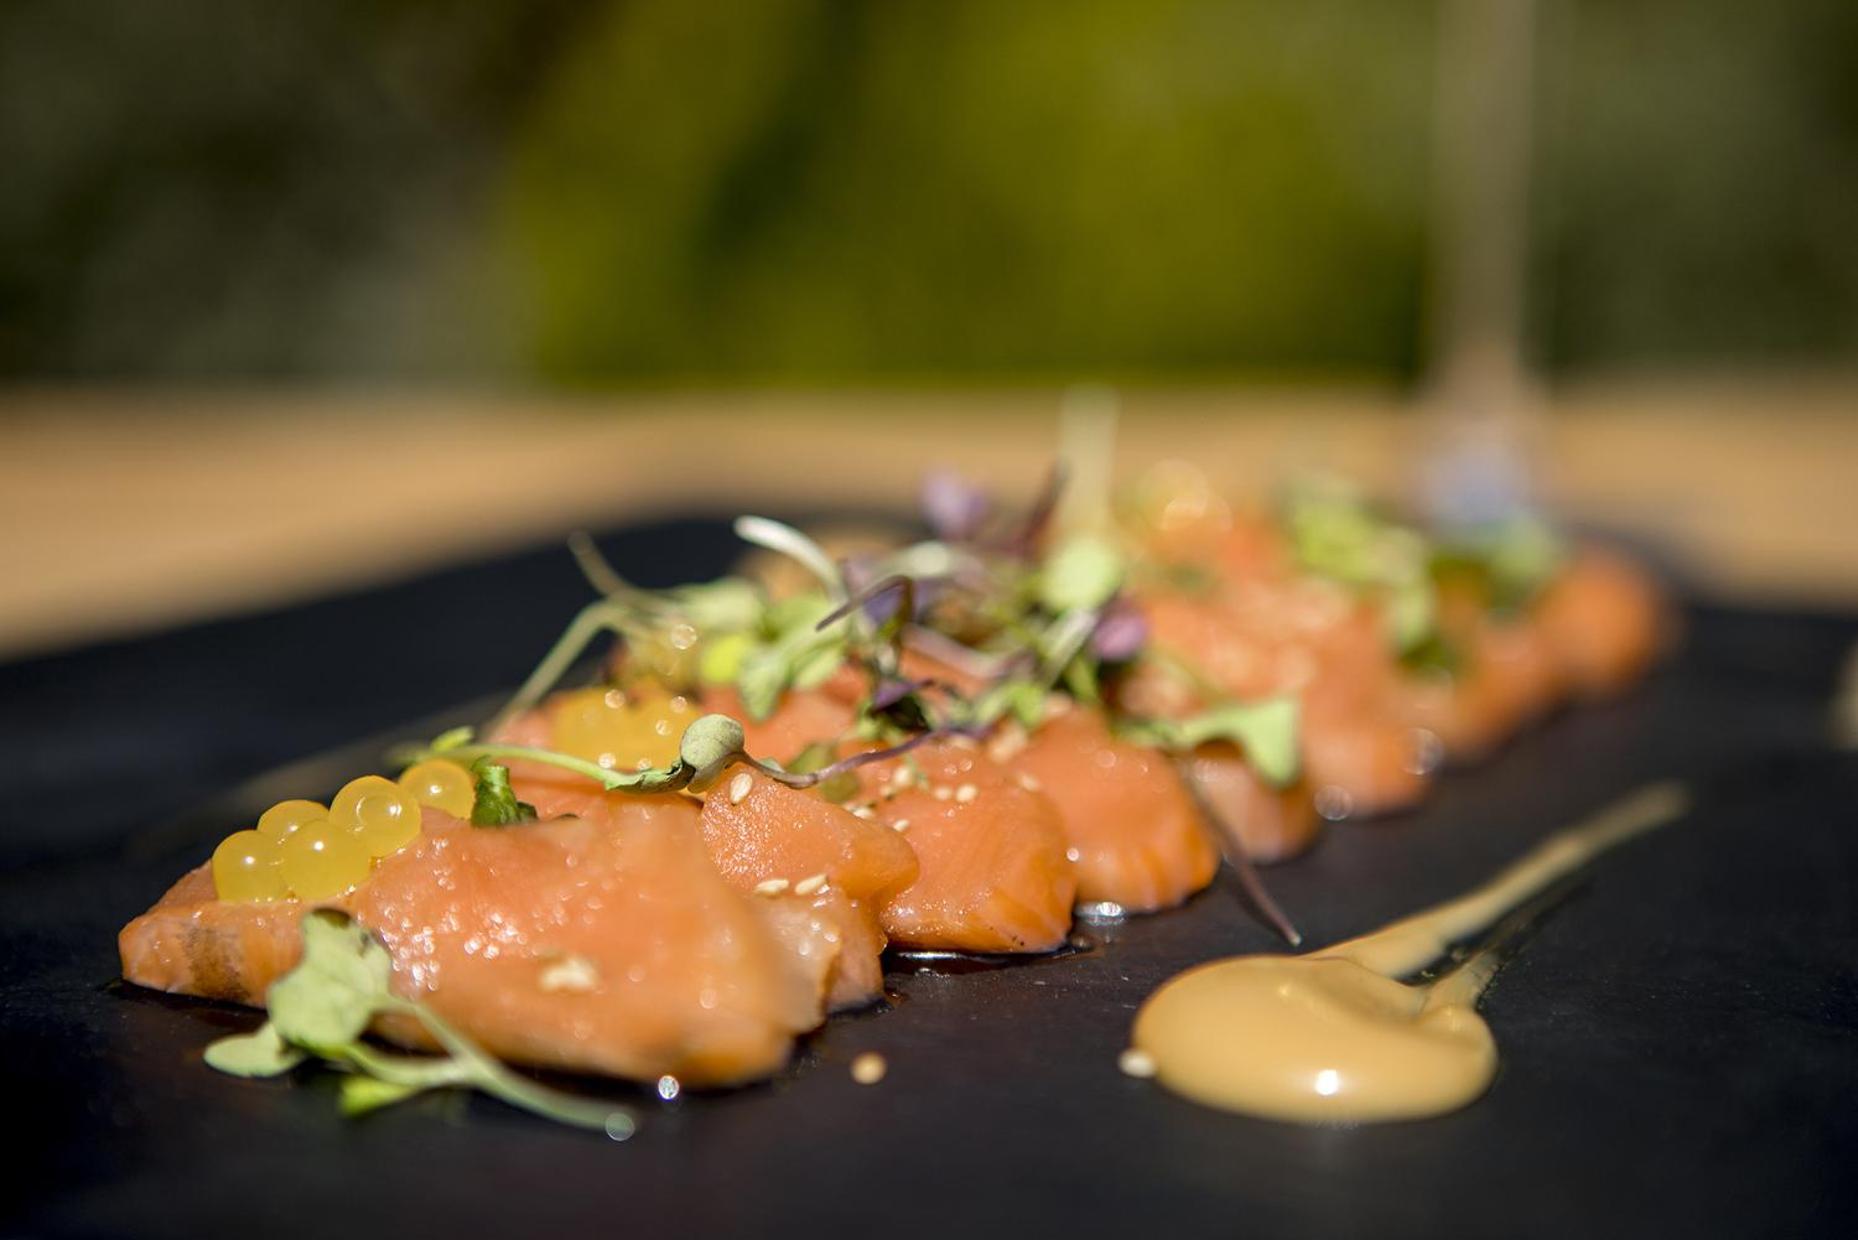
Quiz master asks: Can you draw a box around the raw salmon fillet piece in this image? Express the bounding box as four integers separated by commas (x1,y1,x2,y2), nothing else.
699,770,918,1010
1178,741,1320,865
1011,706,1218,912
852,739,1077,953
498,699,907,1012
119,800,828,1086
1535,547,1666,698
1402,587,1564,761
1134,580,1430,818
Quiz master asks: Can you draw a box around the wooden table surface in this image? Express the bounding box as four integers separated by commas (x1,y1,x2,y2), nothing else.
3,376,1854,658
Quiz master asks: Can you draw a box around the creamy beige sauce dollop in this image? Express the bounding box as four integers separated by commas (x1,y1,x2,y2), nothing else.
1130,782,1687,1123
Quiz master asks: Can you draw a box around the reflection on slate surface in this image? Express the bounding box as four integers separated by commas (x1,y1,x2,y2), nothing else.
1,515,1855,1238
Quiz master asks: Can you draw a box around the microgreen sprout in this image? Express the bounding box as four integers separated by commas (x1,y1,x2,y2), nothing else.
205,909,636,1134
1281,475,1441,658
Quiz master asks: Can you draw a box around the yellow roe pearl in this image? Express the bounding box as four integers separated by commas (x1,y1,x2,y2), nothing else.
330,775,424,857
549,685,699,772
212,829,288,903
397,759,474,819
256,799,329,840
279,819,373,902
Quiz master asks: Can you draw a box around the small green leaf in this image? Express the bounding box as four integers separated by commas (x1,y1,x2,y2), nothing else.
338,1075,428,1117
736,647,791,720
1383,580,1437,655
1127,697,1302,787
971,679,1051,731
678,714,747,783
697,632,756,685
763,592,833,639
816,770,861,803
784,741,836,774
790,640,845,690
208,910,634,1134
204,1022,305,1078
267,910,395,1051
1039,536,1124,614
670,578,764,631
469,760,539,827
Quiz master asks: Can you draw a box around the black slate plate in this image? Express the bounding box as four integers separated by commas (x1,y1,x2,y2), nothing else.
3,514,1856,1239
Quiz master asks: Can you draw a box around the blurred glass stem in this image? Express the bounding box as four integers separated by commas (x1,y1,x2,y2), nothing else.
1422,0,1541,532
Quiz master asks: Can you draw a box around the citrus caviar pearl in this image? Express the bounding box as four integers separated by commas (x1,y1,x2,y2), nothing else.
279,820,373,902
549,686,699,772
256,799,329,841
330,775,424,858
397,759,474,819
212,829,288,903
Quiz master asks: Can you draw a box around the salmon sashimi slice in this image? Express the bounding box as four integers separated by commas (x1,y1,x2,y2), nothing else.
1534,546,1667,698
496,696,907,1012
1401,609,1564,760
699,769,919,1010
1180,741,1321,865
1131,588,1430,819
119,800,828,1086
1010,705,1219,912
851,738,1077,953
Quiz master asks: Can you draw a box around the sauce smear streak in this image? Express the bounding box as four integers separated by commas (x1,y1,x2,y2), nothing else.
1130,782,1688,1123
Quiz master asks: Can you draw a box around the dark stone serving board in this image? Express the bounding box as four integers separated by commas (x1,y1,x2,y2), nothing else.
3,513,1855,1239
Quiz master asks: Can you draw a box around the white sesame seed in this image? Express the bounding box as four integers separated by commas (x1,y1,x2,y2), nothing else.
851,806,875,820
954,783,978,804
754,878,790,896
727,772,753,805
948,735,978,751
932,786,953,802
1118,1048,1157,1078
1016,772,1043,792
850,1052,888,1085
890,818,910,832
793,873,829,896
538,955,600,994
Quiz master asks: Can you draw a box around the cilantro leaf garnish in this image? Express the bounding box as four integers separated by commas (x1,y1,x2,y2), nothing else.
205,910,635,1135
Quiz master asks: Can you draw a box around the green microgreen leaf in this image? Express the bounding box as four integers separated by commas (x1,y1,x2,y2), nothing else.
1433,515,1565,613
205,910,636,1135
265,909,396,1050
1122,697,1301,787
1383,579,1438,656
784,741,835,774
469,760,539,827
677,714,748,787
337,1074,431,1117
203,1022,305,1078
667,578,764,632
736,646,793,720
1038,535,1125,614
1283,476,1440,657
697,631,756,685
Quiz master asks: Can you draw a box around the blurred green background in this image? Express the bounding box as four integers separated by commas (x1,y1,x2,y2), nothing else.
1,0,1854,384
